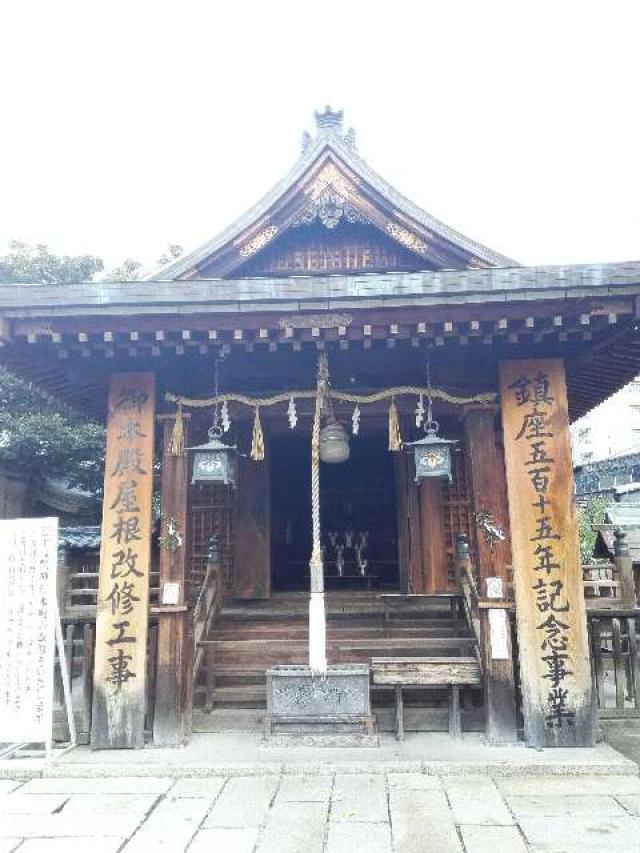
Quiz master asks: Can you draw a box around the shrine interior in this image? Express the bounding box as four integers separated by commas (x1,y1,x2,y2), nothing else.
270,431,399,592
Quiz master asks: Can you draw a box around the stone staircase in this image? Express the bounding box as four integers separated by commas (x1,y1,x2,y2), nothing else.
194,592,483,731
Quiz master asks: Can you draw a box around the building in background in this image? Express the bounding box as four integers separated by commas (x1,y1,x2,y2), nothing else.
572,376,640,466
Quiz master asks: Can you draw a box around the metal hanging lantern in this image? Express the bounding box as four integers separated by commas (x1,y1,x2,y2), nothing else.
406,353,457,482
189,423,238,486
189,353,237,485
405,418,457,483
319,416,350,464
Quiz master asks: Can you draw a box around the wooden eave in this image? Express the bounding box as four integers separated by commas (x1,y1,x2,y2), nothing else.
149,135,516,280
0,262,638,423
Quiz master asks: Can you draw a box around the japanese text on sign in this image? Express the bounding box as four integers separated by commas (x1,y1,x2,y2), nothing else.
92,373,155,749
0,517,57,743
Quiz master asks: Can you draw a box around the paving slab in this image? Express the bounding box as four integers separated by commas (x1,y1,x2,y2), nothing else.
169,777,226,798
189,827,259,853
326,821,392,853
19,776,174,794
459,825,529,853
387,772,443,790
389,788,462,852
332,773,388,822
123,795,212,852
507,793,627,817
256,801,328,853
0,814,141,838
61,793,158,818
445,777,513,825
497,774,640,797
0,793,68,814
518,814,640,851
203,776,279,828
0,843,21,853
276,774,333,802
0,781,21,795
18,841,125,853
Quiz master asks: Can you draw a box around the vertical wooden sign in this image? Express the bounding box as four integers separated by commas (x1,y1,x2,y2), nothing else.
500,359,595,747
92,373,155,749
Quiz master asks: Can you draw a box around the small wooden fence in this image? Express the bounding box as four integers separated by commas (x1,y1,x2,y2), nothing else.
587,609,640,718
54,549,224,743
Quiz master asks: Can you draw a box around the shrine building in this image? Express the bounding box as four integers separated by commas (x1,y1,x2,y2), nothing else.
1,107,639,750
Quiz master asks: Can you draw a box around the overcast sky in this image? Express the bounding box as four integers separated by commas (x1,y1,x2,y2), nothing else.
1,1,638,272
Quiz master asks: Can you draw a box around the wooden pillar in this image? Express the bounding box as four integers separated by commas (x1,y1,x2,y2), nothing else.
153,414,192,746
463,406,511,583
614,529,636,606
500,358,595,747
92,372,155,749
394,452,424,593
234,456,271,600
419,479,448,592
481,576,518,743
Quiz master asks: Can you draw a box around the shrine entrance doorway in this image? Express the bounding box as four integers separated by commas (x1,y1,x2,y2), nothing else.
270,432,400,593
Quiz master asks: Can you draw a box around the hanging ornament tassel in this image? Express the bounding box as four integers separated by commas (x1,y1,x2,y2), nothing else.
388,399,402,452
169,404,185,456
250,406,265,461
415,394,425,428
221,399,231,433
288,396,298,429
352,404,361,436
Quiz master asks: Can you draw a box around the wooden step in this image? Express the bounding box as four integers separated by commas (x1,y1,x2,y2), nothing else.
210,623,468,640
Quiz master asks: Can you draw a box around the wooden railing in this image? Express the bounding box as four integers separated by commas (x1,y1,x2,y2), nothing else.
588,609,640,717
59,552,160,617
456,542,482,659
192,557,224,691
53,613,159,743
455,533,518,743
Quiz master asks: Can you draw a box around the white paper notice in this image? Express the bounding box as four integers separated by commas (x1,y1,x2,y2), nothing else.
489,608,509,660
0,517,58,743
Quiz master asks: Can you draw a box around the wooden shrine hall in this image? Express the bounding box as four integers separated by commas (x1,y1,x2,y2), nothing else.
0,107,639,750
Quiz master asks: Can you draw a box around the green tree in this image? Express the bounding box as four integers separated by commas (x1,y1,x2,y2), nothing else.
0,241,182,506
0,240,104,284
103,257,144,281
0,367,105,494
577,496,608,564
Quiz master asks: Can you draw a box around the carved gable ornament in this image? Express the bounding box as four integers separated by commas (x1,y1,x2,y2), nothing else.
295,164,369,230
238,224,279,258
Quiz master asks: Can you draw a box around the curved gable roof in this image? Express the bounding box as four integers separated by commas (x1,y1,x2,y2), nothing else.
151,109,518,280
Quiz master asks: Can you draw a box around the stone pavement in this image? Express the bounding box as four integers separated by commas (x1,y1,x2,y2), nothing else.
2,771,640,851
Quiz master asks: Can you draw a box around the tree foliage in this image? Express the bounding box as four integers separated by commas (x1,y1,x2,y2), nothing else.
0,240,184,284
0,241,183,502
0,240,104,284
577,496,608,564
0,367,105,493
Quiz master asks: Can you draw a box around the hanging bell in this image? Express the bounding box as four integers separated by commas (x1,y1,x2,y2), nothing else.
319,417,350,464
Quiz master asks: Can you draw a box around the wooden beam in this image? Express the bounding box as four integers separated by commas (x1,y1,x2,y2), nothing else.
418,479,448,593
463,406,511,583
153,414,192,746
480,575,518,743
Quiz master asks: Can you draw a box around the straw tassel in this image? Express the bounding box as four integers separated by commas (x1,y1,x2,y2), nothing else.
169,404,185,456
250,406,265,461
388,399,402,452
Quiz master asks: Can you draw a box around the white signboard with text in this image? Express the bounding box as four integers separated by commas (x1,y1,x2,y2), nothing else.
0,517,58,744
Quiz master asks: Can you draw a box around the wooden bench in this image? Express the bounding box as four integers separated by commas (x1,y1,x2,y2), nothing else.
371,656,482,740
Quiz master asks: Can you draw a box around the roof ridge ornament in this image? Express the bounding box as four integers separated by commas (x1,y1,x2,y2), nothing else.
301,106,357,154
